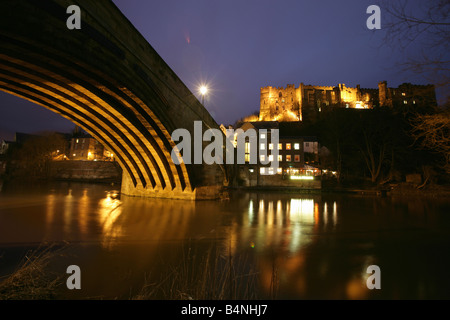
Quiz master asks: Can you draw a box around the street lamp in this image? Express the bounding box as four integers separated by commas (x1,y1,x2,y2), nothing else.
199,85,208,106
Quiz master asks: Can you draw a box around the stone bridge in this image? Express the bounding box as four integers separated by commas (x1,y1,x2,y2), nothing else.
0,0,226,200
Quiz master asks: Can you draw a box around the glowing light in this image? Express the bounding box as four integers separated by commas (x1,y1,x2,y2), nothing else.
199,85,208,96
290,176,314,180
199,84,209,105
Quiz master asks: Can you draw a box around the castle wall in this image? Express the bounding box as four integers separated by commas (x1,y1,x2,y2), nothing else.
259,81,434,122
260,85,301,121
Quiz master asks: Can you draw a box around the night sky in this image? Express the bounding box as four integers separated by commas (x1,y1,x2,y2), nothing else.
0,0,438,141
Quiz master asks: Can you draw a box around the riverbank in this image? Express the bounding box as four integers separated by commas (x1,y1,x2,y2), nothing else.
228,182,450,199
49,160,122,183
2,160,122,185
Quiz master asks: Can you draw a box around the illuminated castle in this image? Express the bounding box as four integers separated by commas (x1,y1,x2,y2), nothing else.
259,81,436,122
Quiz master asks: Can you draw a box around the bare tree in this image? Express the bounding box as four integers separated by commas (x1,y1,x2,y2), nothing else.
410,108,450,173
381,0,450,91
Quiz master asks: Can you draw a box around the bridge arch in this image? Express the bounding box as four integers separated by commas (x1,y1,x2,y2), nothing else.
0,0,224,199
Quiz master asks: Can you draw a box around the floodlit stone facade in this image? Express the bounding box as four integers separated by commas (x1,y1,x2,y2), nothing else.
259,81,436,122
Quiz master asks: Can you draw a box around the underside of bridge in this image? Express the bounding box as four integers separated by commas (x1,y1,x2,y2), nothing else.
0,0,226,200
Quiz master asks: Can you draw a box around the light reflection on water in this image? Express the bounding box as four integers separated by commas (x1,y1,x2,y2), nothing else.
98,191,122,249
237,196,337,254
0,181,449,299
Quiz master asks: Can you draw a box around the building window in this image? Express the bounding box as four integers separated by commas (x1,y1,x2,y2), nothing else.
402,92,406,96
260,143,266,150
268,155,274,162
277,167,282,174
286,143,291,150
404,100,408,104
269,143,273,150
278,155,283,162
295,155,300,162
245,142,250,163
268,167,274,175
278,143,282,150
286,155,292,162
260,155,266,162
260,167,266,174
260,133,266,139
305,142,310,147
76,139,79,144
294,143,300,150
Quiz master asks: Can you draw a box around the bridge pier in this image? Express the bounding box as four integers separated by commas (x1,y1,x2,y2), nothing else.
120,169,224,200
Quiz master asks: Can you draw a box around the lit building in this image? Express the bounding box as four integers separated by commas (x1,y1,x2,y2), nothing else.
302,136,320,165
0,139,11,155
259,81,436,122
234,121,321,189
69,136,114,161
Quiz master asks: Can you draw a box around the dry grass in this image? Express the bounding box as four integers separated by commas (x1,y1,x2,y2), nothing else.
0,244,65,300
0,242,277,300
132,243,267,300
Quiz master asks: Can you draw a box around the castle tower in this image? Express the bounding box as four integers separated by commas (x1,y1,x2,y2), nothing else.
259,86,272,120
378,81,388,107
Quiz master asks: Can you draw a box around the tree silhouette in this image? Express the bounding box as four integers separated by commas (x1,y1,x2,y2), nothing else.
381,0,450,92
410,107,450,173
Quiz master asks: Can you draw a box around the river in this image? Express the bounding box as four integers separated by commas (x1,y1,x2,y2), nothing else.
0,181,449,299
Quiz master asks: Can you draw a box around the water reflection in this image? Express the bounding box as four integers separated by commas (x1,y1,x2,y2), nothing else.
0,181,449,299
63,189,73,236
46,193,55,228
36,186,215,249
236,194,338,254
98,191,123,249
